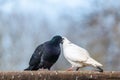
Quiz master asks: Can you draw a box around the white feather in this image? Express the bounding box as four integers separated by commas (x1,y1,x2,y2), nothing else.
62,37,103,68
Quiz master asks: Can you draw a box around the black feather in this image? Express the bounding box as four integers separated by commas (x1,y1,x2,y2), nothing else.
24,35,62,71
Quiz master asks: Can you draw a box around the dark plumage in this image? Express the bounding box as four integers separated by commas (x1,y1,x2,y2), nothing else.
24,35,62,71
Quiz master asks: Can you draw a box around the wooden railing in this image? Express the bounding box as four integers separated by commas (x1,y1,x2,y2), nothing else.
0,71,120,80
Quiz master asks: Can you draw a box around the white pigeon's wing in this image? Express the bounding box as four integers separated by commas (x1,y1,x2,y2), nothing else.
64,43,103,67
71,43,90,56
63,43,90,63
86,58,103,67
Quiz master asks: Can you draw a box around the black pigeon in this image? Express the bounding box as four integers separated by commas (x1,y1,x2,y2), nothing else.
24,35,62,71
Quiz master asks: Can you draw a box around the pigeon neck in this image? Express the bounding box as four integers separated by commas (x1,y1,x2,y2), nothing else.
50,40,60,46
65,42,71,44
64,39,71,44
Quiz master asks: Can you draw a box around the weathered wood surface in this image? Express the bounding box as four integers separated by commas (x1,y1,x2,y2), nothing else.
0,71,120,80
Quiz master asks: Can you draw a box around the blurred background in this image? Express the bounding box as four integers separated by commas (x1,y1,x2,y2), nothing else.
0,0,120,71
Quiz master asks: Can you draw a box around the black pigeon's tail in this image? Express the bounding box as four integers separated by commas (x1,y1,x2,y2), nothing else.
24,66,32,71
97,66,103,72
24,66,39,71
24,68,29,71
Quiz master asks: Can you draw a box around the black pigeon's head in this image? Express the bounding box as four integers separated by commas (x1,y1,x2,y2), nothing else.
50,35,62,45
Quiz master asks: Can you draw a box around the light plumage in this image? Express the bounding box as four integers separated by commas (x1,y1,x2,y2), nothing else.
62,37,103,72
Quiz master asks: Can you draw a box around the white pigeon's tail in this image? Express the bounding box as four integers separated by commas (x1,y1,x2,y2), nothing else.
86,58,103,67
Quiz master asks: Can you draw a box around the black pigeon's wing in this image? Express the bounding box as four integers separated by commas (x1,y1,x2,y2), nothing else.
38,44,61,70
29,44,44,66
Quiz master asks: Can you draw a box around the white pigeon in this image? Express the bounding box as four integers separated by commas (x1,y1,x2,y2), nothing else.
62,37,103,72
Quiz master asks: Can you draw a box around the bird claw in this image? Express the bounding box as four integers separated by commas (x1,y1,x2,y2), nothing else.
92,69,103,72
66,67,74,71
38,69,44,71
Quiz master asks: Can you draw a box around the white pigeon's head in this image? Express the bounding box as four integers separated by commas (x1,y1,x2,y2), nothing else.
62,37,71,44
